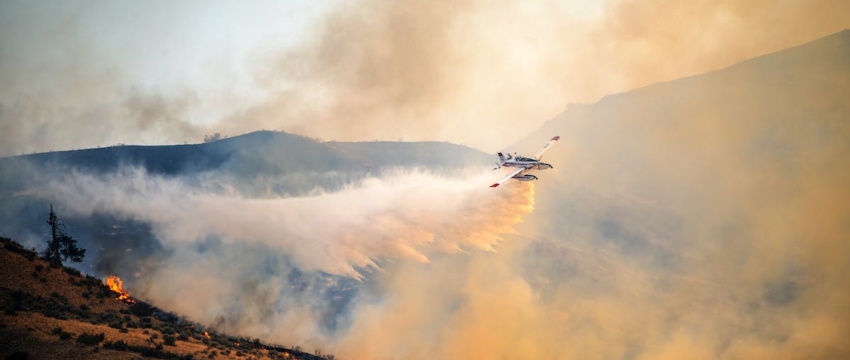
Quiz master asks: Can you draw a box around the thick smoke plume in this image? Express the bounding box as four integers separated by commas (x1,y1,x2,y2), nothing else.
2,1,848,155
212,0,850,151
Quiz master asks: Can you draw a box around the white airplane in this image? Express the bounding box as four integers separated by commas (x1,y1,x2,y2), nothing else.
490,136,560,188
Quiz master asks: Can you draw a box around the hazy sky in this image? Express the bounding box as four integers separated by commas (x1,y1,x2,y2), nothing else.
1,0,848,156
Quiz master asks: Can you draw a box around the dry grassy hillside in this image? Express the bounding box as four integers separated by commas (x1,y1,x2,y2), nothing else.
0,237,333,360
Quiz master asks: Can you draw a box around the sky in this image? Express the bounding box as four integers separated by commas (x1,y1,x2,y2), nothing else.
1,0,848,157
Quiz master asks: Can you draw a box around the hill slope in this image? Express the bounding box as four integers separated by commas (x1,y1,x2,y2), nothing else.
0,236,332,360
0,130,492,193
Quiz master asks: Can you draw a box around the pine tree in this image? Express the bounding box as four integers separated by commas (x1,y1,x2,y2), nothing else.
42,204,86,265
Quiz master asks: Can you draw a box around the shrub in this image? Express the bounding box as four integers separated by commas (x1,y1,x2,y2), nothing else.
76,332,105,346
131,302,155,317
104,340,129,351
163,334,176,346
63,267,81,276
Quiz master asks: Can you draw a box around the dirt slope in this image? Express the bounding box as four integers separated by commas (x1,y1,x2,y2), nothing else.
0,237,332,360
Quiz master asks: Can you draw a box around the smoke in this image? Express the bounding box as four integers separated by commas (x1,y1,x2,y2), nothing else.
2,1,849,155
30,165,540,351
229,0,850,151
23,88,850,357
499,32,850,358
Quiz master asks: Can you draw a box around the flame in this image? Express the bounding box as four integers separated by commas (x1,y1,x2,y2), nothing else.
106,275,136,303
203,331,211,339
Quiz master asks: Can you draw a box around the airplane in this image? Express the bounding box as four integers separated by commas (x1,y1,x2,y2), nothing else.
490,136,560,188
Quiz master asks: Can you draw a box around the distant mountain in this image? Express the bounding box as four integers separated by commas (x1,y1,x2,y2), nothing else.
522,28,850,166
0,130,492,194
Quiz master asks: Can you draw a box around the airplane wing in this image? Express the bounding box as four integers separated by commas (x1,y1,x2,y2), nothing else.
533,135,560,160
490,167,524,188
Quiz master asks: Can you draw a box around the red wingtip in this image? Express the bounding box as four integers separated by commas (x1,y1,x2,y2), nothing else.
552,136,560,141
490,183,500,188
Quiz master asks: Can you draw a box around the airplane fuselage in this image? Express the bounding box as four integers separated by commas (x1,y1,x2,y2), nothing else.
490,135,559,187
500,160,553,171
501,160,551,181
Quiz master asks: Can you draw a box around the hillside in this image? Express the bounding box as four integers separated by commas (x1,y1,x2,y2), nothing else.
521,28,850,171
0,236,334,360
507,28,850,236
503,29,850,358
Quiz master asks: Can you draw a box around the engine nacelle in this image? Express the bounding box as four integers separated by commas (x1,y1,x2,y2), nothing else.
536,162,553,170
512,174,538,181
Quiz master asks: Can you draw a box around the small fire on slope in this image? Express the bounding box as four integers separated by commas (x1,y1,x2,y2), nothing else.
105,275,136,303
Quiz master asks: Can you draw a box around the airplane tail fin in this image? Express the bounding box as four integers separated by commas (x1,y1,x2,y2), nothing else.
497,152,506,163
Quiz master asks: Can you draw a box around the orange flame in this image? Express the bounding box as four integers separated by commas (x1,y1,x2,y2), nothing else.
106,275,136,303
204,331,211,339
